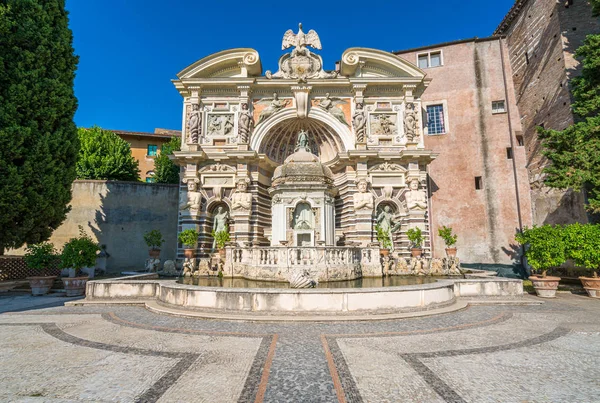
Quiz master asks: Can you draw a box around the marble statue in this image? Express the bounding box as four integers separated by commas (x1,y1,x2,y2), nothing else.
293,203,314,230
256,93,288,125
145,258,160,273
212,206,230,250
231,180,252,211
182,258,194,277
353,179,374,210
223,115,234,135
238,103,254,143
318,93,348,126
187,103,202,144
404,102,418,141
295,129,310,152
376,205,402,252
352,102,366,143
162,260,177,275
409,257,427,275
405,179,427,211
179,180,202,215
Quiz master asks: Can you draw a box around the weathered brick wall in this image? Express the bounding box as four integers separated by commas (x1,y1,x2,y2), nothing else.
498,0,599,225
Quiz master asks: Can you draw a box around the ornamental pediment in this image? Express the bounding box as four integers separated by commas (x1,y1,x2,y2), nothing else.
176,48,261,79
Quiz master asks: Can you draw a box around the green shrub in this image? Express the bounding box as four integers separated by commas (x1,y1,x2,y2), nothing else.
407,227,424,249
143,230,164,250
211,227,230,249
60,227,100,270
564,223,600,277
24,242,59,271
375,224,392,249
515,225,566,277
178,229,199,248
438,226,457,247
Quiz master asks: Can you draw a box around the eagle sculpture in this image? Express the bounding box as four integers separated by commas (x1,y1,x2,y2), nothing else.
282,23,322,58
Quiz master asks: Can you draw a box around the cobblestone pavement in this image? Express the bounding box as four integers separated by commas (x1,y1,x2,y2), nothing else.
0,292,599,402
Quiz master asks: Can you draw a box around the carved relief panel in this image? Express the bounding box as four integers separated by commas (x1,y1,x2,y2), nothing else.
366,102,404,146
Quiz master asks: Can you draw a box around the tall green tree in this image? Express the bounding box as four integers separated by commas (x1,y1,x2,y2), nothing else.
0,0,79,255
539,2,600,214
154,136,181,184
76,126,140,181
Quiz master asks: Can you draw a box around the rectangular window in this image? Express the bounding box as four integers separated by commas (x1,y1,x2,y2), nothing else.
147,144,158,156
417,51,443,69
516,135,525,146
492,100,506,114
426,104,446,134
146,177,156,183
506,147,513,159
475,176,483,190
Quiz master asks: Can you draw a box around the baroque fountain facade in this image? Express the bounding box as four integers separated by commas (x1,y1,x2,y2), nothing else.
172,25,460,284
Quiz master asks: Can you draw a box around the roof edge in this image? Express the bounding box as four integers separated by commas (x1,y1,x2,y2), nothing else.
392,36,500,55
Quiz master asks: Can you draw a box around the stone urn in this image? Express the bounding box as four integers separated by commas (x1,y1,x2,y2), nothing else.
183,248,195,259
579,274,600,298
62,276,89,297
149,249,161,258
445,247,457,257
411,248,423,258
529,275,561,298
26,276,56,296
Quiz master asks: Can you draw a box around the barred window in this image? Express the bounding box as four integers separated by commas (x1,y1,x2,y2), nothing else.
427,104,445,134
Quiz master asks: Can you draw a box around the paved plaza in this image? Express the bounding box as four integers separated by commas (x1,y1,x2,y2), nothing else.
0,293,599,402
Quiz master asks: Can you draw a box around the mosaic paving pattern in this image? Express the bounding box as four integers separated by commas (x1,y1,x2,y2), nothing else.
1,293,599,402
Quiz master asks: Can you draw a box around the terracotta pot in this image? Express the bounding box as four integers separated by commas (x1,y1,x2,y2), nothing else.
380,248,389,257
529,275,561,298
26,276,57,296
62,276,89,297
411,248,422,257
579,276,600,298
445,247,457,257
149,249,161,258
183,248,195,258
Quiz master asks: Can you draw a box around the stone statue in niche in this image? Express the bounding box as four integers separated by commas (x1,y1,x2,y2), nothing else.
293,203,314,230
212,206,230,250
256,93,288,125
179,180,202,215
376,205,402,252
404,102,419,141
352,102,367,143
238,103,254,143
405,178,427,211
353,179,374,211
231,179,252,211
295,129,311,152
187,103,202,144
318,93,348,126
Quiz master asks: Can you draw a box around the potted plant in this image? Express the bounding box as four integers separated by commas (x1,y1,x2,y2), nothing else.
438,225,458,257
564,223,600,298
407,227,424,257
515,225,564,298
211,226,231,258
24,242,59,296
178,229,199,258
60,227,100,297
375,224,392,256
144,230,164,258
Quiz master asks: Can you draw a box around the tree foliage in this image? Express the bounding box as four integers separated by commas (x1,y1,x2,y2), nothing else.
0,0,79,254
76,126,140,181
153,136,180,184
539,19,600,213
515,225,566,275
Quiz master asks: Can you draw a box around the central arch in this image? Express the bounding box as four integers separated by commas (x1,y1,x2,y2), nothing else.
251,107,354,164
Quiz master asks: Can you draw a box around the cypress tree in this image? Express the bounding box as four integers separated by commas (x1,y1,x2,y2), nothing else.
0,0,79,254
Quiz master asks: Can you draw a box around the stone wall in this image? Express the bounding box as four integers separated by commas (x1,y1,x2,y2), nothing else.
396,38,533,264
14,180,179,272
496,0,599,225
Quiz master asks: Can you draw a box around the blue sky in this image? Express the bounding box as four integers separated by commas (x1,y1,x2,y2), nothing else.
66,0,516,133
